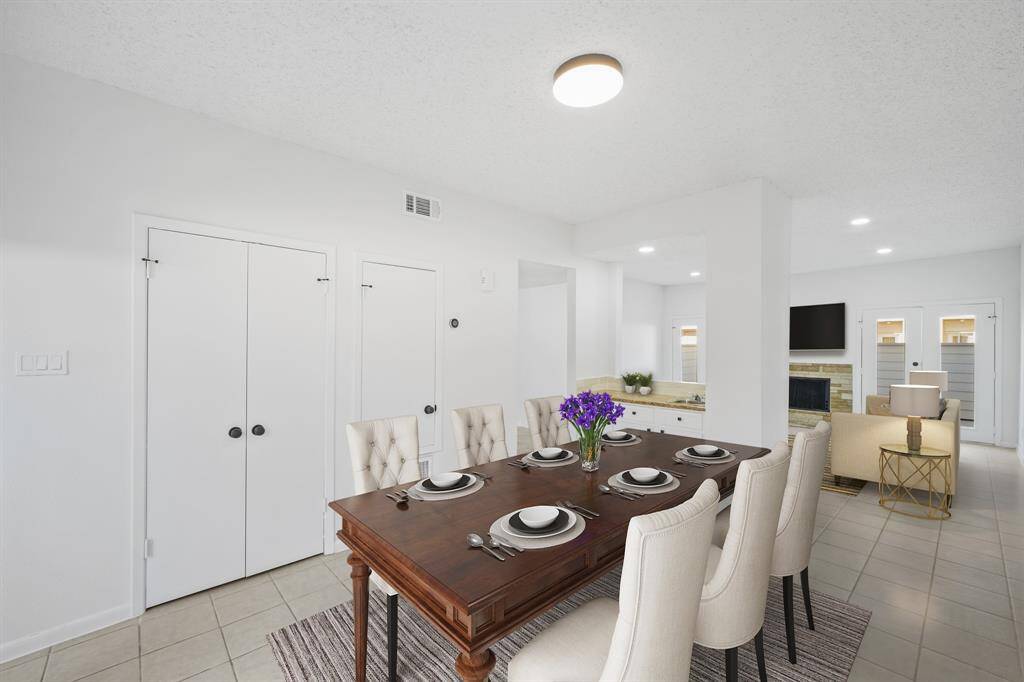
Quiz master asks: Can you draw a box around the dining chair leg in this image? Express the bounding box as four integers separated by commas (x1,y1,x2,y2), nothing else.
725,647,738,682
783,574,797,663
387,594,398,682
801,566,815,630
754,628,768,682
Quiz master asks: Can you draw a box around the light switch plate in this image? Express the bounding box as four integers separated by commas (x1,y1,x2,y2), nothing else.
16,351,69,376
479,268,494,292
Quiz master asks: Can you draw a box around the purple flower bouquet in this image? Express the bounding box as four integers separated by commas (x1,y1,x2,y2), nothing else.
559,391,626,472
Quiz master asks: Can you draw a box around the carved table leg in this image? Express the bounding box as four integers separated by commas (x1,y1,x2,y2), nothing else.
348,553,371,682
455,649,496,682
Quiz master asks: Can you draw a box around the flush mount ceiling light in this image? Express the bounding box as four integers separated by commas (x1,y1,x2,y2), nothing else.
850,217,872,226
877,247,893,255
553,54,623,108
637,245,655,254
690,271,701,277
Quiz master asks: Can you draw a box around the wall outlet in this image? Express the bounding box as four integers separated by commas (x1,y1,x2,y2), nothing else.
16,351,68,376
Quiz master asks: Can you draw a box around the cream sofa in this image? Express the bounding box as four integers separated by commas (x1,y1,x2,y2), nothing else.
831,396,961,495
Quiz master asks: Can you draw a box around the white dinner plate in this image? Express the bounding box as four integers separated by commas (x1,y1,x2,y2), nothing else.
501,508,579,539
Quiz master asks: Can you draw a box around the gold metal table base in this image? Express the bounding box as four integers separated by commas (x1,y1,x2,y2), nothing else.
878,444,951,521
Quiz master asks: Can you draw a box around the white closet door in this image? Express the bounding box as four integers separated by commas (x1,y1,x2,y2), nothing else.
861,307,923,403
147,229,247,606
245,244,328,575
360,262,438,452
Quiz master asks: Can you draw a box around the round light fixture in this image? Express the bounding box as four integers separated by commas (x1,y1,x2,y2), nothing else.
690,271,701,278
876,247,893,255
637,245,655,254
850,217,872,226
553,54,623,108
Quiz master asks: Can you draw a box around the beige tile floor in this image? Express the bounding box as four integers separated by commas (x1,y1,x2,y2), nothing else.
3,441,1022,681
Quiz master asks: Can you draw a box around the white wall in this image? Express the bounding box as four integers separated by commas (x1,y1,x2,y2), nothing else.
1019,243,1023,463
791,248,1021,445
517,283,569,425
0,56,616,658
620,278,664,378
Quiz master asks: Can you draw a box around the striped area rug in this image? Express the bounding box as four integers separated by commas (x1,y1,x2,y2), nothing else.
268,571,870,681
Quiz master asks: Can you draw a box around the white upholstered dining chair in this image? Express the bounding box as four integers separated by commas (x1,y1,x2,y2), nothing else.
345,415,421,682
524,395,571,450
450,403,510,467
696,444,791,682
507,479,721,682
712,422,831,664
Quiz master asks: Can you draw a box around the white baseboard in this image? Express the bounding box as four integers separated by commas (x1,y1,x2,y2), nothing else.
1,602,134,664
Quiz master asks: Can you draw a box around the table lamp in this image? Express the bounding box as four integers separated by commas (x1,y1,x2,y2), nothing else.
889,384,941,451
909,370,949,396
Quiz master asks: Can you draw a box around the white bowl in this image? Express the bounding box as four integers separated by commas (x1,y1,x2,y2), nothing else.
428,472,462,489
629,467,660,483
605,430,629,440
519,505,560,529
693,444,719,456
536,447,563,460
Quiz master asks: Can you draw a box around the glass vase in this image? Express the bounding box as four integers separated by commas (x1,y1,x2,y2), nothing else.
580,440,602,472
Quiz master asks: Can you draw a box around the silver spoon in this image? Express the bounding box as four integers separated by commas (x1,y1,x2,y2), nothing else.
487,535,516,557
467,533,505,561
598,483,639,500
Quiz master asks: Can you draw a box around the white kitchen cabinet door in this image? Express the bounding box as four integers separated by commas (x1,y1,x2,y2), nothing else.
245,244,328,575
146,229,248,606
359,262,439,452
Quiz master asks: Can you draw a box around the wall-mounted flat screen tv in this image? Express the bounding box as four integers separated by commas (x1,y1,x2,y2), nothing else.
790,303,845,351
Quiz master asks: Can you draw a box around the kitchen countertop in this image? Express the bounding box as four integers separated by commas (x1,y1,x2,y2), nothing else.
607,391,706,412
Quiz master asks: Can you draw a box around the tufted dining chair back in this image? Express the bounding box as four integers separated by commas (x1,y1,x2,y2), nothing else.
451,404,510,468
772,421,831,577
345,415,421,494
696,444,791,649
524,396,571,450
600,479,720,682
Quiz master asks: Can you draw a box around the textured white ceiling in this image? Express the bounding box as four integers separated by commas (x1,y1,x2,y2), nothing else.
3,1,1022,272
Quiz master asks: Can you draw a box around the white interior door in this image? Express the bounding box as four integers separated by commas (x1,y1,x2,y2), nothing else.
147,229,247,606
245,244,328,575
923,303,996,443
861,307,923,406
360,261,439,452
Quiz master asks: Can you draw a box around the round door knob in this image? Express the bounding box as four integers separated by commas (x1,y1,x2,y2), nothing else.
424,405,436,415
228,427,243,439
252,424,266,436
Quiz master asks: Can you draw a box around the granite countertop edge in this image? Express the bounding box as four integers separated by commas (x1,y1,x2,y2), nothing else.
606,391,706,412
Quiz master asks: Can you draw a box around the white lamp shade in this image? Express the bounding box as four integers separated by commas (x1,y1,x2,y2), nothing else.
909,370,949,392
890,384,941,418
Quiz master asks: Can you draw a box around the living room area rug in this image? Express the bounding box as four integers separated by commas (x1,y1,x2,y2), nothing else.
268,570,870,681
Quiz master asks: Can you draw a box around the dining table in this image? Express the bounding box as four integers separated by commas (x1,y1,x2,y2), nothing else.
328,428,770,681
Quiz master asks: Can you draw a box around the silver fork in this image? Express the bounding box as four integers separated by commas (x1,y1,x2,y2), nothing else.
561,500,600,517
557,500,595,520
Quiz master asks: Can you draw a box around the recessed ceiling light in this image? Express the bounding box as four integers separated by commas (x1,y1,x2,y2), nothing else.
850,217,872,226
876,247,893,255
637,245,655,254
553,54,623,108
690,271,701,277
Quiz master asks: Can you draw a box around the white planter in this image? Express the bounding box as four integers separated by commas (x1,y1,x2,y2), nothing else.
639,386,652,395
624,384,636,393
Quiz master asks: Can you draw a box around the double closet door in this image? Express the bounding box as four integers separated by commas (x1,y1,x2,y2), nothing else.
146,228,328,607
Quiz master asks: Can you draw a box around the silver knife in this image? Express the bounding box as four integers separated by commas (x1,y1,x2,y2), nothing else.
563,500,600,517
658,468,686,479
489,532,526,553
612,485,645,498
557,501,594,520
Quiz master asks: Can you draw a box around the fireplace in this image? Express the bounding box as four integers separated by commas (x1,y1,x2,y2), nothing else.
789,376,831,412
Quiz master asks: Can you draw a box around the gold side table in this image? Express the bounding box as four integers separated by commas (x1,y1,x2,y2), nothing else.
878,443,951,520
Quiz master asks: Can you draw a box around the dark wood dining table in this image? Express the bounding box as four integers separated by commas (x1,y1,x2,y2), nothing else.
329,429,769,681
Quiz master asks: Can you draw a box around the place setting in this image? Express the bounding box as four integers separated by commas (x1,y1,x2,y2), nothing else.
385,470,485,504
486,502,591,551
514,446,580,468
673,442,737,467
601,429,642,447
607,466,683,497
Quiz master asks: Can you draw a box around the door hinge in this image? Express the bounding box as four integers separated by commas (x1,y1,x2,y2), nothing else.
316,277,330,282
141,257,159,279
144,538,154,559
361,283,373,288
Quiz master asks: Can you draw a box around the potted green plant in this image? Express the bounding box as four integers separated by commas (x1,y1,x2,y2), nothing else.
621,372,639,393
637,372,654,395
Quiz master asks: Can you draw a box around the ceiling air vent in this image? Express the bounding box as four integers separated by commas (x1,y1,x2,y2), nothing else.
404,191,441,221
